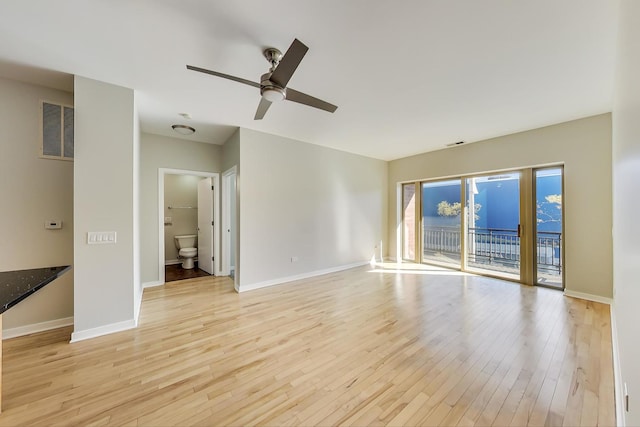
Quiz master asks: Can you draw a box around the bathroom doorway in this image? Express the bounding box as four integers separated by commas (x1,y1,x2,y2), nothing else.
222,166,237,287
158,168,220,284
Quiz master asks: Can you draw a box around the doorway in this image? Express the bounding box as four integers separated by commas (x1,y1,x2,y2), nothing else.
221,166,237,287
158,168,220,284
421,179,462,269
464,172,521,281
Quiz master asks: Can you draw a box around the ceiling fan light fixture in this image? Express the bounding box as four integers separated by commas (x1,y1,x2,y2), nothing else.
262,86,286,102
171,124,196,135
187,38,337,120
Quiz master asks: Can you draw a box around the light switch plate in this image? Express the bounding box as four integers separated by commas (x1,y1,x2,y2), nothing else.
87,231,117,244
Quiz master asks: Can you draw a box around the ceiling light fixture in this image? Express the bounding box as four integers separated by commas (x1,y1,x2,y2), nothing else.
261,86,286,102
172,124,196,135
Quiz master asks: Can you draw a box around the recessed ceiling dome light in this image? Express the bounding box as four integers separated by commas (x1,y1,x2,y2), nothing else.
172,124,195,135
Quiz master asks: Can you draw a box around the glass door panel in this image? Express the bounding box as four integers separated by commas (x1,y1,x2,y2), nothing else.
465,172,521,280
422,180,461,268
535,168,563,288
402,183,416,261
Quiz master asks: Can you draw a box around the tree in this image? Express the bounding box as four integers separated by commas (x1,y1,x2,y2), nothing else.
437,201,461,217
437,201,481,220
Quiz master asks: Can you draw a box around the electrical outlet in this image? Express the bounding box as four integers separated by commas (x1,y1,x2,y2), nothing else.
291,256,299,263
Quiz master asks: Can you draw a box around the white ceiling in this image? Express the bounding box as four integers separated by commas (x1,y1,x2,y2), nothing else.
0,1,617,161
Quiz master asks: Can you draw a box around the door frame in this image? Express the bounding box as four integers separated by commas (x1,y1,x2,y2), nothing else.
158,168,220,284
221,166,238,288
532,165,565,289
400,181,420,263
462,170,523,282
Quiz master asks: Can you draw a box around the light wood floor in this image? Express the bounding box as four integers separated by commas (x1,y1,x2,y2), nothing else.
0,264,615,426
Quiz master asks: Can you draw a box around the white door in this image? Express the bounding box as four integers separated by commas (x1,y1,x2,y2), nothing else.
221,168,236,277
197,177,214,274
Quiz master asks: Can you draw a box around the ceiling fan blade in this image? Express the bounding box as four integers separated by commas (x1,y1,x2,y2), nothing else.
285,88,338,113
254,97,272,120
186,65,260,88
269,39,308,88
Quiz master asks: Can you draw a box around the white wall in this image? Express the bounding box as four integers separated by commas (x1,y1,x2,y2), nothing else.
73,76,137,340
612,0,640,425
139,133,222,285
164,174,200,262
0,77,74,335
389,114,613,299
238,128,388,290
222,129,240,173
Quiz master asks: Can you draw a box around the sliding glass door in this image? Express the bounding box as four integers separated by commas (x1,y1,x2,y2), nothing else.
421,179,462,268
465,172,521,281
534,167,563,288
408,166,564,289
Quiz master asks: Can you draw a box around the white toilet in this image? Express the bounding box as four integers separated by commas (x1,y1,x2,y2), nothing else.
174,234,198,269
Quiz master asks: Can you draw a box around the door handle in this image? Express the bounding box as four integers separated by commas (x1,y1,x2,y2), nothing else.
517,224,521,238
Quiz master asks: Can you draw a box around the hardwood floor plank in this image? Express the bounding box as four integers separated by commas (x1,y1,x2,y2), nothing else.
509,299,568,426
598,305,616,426
0,265,615,426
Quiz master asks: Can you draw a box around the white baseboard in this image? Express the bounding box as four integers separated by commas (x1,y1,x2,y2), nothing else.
70,318,137,343
143,280,164,289
238,261,369,293
563,289,613,305
610,304,625,426
3,316,74,340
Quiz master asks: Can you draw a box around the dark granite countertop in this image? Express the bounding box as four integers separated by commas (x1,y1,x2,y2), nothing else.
0,266,71,314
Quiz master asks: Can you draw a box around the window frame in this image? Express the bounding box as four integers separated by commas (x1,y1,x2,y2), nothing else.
40,100,74,161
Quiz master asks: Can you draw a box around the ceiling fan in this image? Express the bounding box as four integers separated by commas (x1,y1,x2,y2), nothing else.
187,38,338,120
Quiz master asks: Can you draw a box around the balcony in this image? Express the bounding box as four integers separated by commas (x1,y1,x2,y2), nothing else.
423,226,562,287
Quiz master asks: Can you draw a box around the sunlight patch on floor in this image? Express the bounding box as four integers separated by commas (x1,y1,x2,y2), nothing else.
368,261,476,276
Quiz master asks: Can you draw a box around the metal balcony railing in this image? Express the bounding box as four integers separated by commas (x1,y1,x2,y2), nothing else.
535,231,562,274
468,227,520,268
423,226,562,274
